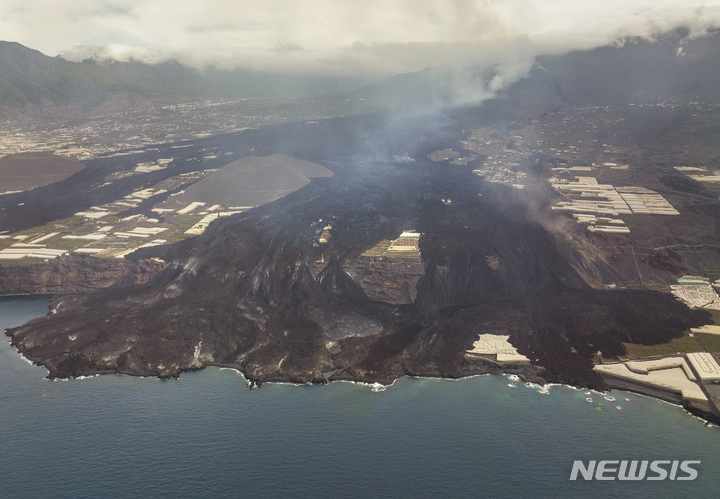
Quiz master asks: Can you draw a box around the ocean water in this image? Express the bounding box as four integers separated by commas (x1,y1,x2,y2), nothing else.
1,296,719,498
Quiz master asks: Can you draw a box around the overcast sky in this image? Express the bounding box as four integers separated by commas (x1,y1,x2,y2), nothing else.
2,1,719,78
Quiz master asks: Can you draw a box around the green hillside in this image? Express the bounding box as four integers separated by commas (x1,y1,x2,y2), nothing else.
0,41,171,107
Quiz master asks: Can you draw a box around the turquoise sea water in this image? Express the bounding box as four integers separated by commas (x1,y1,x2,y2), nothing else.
1,295,719,498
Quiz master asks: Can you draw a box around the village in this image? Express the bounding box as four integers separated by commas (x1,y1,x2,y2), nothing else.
0,96,354,162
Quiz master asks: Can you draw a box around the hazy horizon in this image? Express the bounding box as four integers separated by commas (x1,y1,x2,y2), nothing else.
1,0,719,84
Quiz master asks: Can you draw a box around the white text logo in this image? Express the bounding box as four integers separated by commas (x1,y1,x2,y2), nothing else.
570,460,700,481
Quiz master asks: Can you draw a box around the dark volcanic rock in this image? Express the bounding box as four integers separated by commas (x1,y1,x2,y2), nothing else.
346,255,425,305
6,127,709,388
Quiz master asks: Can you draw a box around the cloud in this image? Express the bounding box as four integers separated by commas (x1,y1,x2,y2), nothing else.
271,42,305,54
525,3,720,54
1,0,720,80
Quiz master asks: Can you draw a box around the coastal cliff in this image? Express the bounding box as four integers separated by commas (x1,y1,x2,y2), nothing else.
0,255,165,295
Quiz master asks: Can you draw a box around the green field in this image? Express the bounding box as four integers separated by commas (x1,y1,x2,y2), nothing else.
361,239,392,257
700,181,720,196
644,282,670,292
695,333,720,353
704,308,720,325
624,331,704,358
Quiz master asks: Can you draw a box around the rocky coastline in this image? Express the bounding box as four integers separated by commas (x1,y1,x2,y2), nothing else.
3,105,720,426
0,255,165,296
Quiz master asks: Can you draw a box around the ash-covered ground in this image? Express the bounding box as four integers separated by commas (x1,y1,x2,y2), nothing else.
5,103,715,391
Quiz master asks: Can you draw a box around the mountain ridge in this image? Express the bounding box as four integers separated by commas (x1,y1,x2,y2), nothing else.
2,29,719,118
0,40,174,111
